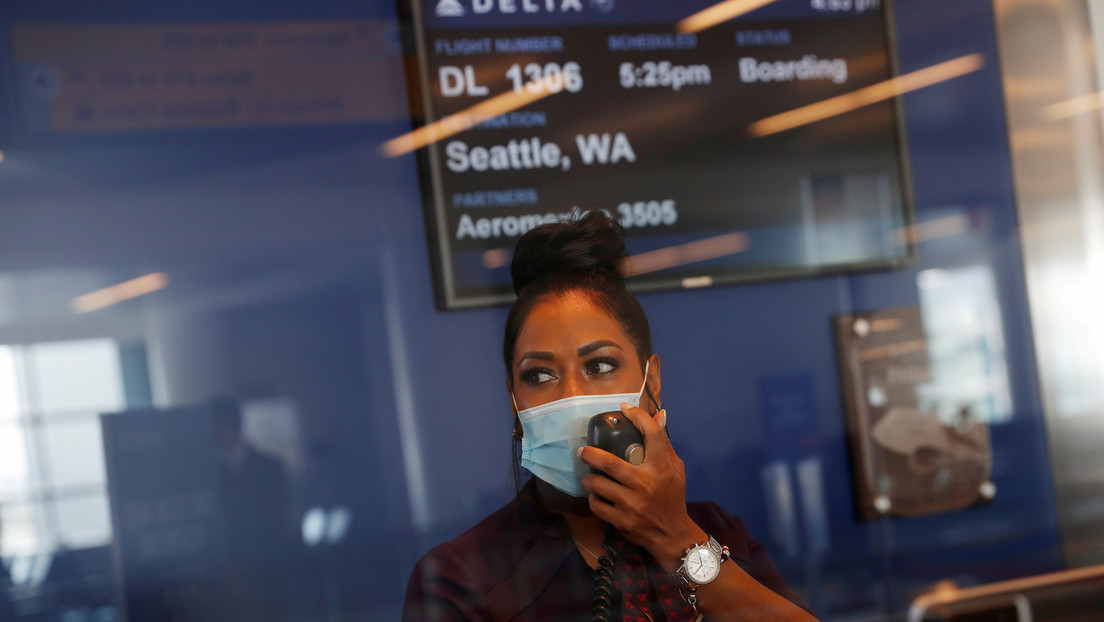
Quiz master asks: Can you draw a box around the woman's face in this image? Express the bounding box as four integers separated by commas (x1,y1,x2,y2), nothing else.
510,291,659,411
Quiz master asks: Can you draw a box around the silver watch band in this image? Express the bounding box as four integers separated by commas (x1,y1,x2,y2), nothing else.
669,535,730,587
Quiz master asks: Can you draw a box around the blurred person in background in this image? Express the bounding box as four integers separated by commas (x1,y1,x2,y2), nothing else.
212,396,290,622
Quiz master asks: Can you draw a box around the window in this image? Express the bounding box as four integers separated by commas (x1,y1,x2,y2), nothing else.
0,339,128,561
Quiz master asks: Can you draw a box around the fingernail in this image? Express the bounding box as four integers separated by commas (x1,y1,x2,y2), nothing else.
577,446,584,457
657,409,667,428
620,402,632,411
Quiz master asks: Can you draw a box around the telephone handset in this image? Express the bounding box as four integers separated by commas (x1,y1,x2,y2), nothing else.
586,412,645,622
587,411,645,472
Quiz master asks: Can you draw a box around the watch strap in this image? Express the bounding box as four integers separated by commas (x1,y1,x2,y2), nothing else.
668,535,729,621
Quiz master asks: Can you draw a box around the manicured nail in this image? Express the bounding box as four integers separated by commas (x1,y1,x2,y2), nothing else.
577,446,584,457
620,402,632,411
657,409,667,428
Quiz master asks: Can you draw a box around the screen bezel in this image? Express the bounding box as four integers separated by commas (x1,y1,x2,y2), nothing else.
395,0,917,310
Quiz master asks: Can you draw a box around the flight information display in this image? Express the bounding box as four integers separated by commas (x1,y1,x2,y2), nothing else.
396,0,913,309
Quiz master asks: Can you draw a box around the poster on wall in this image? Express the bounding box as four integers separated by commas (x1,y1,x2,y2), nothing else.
8,21,406,137
833,307,994,519
395,0,915,309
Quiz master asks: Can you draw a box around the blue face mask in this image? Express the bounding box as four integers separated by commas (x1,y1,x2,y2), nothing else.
513,362,651,498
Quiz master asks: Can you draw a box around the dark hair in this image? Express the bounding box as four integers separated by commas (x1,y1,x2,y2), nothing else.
503,210,652,374
504,211,654,489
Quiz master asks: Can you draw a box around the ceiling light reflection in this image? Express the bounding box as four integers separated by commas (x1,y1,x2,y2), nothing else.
1041,91,1104,122
870,318,902,332
624,232,748,276
677,0,778,34
859,339,926,361
750,54,985,137
893,214,970,245
381,74,563,158
71,273,169,314
482,248,509,269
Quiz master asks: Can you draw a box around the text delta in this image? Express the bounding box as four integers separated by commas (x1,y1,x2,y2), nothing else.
467,0,583,14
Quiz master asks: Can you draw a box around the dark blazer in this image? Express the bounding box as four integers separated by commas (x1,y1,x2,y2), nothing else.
403,478,809,621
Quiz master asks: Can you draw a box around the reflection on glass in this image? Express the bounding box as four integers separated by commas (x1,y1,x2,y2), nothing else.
0,347,19,421
26,339,125,416
213,396,290,622
43,419,109,490
916,265,1012,425
54,495,113,551
0,423,31,500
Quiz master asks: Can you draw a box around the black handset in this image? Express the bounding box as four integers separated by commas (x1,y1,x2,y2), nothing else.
587,411,645,473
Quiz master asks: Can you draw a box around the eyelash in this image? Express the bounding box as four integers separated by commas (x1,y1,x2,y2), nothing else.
520,367,555,387
585,357,619,375
518,357,620,387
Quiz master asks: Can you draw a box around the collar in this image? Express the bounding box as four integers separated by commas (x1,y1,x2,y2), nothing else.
487,478,577,621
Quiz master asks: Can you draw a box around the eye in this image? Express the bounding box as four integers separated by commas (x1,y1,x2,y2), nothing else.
585,357,619,376
519,367,556,386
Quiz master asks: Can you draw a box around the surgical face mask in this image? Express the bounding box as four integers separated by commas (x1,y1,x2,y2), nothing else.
513,362,650,498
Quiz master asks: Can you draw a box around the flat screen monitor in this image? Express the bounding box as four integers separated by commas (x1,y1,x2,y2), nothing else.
395,0,915,309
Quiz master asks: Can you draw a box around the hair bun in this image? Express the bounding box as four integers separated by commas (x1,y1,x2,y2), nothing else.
511,210,627,295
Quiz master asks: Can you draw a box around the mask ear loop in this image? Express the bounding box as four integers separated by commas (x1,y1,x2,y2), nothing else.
510,393,523,440
644,385,661,414
638,359,661,413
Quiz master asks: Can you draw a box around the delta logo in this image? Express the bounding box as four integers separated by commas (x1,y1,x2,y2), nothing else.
434,0,614,17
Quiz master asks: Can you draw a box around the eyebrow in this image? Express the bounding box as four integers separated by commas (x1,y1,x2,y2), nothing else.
518,350,555,363
517,340,623,365
577,340,622,357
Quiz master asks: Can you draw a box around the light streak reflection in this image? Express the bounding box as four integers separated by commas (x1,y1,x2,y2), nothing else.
750,54,985,137
1041,90,1104,122
677,0,778,34
381,75,562,157
71,273,170,314
624,232,749,276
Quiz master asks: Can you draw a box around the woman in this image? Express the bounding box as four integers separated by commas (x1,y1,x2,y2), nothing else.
403,212,816,621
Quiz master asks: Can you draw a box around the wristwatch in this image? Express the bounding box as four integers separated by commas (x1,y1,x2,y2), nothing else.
672,535,730,588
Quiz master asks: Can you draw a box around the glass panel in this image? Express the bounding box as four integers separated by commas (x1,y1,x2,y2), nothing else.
0,346,20,422
0,0,1098,619
0,423,31,500
26,339,124,416
0,502,46,558
41,418,107,490
917,265,1013,425
52,494,112,549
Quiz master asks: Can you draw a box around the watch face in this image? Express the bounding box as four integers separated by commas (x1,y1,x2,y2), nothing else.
686,547,720,583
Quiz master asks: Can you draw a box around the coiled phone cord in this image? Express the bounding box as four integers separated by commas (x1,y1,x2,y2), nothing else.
591,553,614,622
590,523,617,622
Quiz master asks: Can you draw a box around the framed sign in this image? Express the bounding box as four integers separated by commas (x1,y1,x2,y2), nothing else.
101,407,228,622
395,0,914,309
834,307,993,519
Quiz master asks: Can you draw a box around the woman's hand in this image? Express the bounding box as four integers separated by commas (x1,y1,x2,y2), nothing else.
578,404,819,621
577,404,707,571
